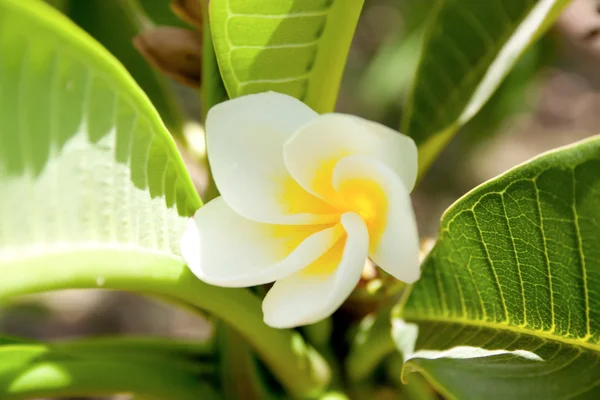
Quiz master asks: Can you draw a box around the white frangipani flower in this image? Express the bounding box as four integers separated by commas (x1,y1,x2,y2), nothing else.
180,92,420,328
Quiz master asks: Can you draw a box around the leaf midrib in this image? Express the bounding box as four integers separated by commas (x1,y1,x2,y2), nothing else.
402,313,600,354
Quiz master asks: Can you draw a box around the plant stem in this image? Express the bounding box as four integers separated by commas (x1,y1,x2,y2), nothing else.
200,0,229,123
0,253,331,398
218,323,274,400
345,310,396,382
302,319,333,349
198,0,229,202
385,353,438,400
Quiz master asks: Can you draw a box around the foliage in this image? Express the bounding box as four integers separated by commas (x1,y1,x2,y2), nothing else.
0,0,199,277
404,0,571,176
4,0,600,399
209,0,364,113
55,0,188,136
0,0,328,398
395,137,600,399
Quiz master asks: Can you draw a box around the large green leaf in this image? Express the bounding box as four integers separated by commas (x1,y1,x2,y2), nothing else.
0,4,332,397
201,0,229,121
0,0,201,272
209,0,364,113
404,0,571,175
64,0,187,137
138,0,191,29
0,343,217,399
394,136,600,399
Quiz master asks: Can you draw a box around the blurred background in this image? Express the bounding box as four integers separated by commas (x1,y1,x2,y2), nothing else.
4,0,600,398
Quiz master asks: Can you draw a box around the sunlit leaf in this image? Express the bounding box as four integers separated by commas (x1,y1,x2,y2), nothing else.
395,136,600,399
0,343,216,399
201,0,228,121
66,0,187,136
209,0,364,113
404,0,572,176
0,0,201,275
44,0,69,12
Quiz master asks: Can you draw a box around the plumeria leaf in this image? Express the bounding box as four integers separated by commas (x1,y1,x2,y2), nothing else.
209,0,364,113
405,0,571,176
0,343,216,399
65,0,187,136
139,0,193,29
394,136,600,399
51,336,215,361
200,0,229,122
0,6,332,397
0,0,201,276
44,0,70,12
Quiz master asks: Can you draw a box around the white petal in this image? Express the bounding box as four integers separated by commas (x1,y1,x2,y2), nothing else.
332,156,420,283
206,92,338,225
180,197,343,287
283,113,418,205
262,212,369,328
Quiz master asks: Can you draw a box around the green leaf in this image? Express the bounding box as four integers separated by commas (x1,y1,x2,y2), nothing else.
218,324,274,400
201,0,230,201
0,2,332,397
201,0,229,121
0,344,218,399
346,309,397,382
0,336,34,346
209,0,364,113
66,0,187,136
457,37,552,147
357,0,431,122
395,136,600,399
52,335,215,362
44,0,70,12
0,0,201,273
404,0,571,176
139,0,191,28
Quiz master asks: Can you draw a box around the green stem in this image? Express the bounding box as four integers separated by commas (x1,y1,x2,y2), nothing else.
0,258,330,398
347,334,395,382
218,323,274,400
0,344,218,400
203,160,221,202
200,0,229,122
302,319,333,349
199,0,228,202
301,319,343,391
385,354,438,400
345,310,396,382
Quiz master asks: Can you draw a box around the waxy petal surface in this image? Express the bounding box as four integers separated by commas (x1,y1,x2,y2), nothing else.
262,212,369,328
181,197,343,287
182,92,422,328
284,113,418,205
206,92,338,225
333,156,420,283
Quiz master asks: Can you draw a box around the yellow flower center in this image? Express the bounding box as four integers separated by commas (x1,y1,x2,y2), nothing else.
277,157,389,277
301,239,345,276
336,178,387,249
311,157,388,249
